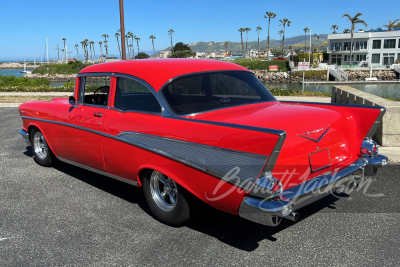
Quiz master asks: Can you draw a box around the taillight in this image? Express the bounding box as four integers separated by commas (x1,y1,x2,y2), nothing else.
361,139,378,156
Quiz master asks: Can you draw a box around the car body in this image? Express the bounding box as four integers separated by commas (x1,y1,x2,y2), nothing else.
19,59,387,226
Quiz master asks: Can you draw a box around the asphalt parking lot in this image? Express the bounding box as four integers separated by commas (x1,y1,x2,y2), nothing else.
1,107,399,266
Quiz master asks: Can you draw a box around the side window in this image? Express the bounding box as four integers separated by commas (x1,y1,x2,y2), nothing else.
78,76,111,106
115,77,161,113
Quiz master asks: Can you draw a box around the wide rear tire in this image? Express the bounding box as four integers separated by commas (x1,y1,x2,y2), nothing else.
142,170,196,226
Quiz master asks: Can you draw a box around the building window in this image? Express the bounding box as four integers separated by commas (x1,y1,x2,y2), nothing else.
344,42,350,51
398,53,400,62
372,40,381,49
335,42,342,51
360,41,368,49
371,54,380,64
355,42,360,50
398,39,400,48
383,39,396,49
383,53,395,65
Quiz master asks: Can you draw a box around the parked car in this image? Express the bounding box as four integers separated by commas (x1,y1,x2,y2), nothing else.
273,57,288,61
19,59,387,227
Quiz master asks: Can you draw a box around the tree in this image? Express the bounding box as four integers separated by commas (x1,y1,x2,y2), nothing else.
279,19,291,57
244,28,251,56
256,26,262,58
98,41,103,57
264,12,277,58
170,50,196,58
74,44,79,61
172,42,191,53
129,33,136,58
62,38,66,62
303,27,310,53
126,31,133,57
135,37,140,54
125,34,130,58
168,29,175,53
149,35,156,58
102,34,109,54
278,30,284,55
382,19,400,30
89,41,95,60
115,30,121,58
342,13,367,67
331,25,339,34
135,52,150,59
223,41,229,55
343,29,351,33
238,28,245,56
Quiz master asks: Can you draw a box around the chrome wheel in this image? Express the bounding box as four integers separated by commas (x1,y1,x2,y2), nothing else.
150,171,178,212
33,132,48,160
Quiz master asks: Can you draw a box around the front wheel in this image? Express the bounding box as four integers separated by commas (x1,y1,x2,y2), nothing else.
31,128,55,167
142,170,196,226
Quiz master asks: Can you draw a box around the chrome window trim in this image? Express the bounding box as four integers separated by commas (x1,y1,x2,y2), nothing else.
57,156,139,187
20,115,276,190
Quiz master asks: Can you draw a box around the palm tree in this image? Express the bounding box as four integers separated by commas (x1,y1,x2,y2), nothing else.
279,18,291,57
168,29,175,53
244,28,251,56
115,31,121,58
130,33,136,58
342,13,368,66
382,19,400,30
88,41,93,61
223,41,229,55
149,35,156,58
303,28,310,53
125,34,130,58
331,25,339,34
238,28,245,56
278,30,284,55
62,38,66,62
99,41,103,57
74,44,79,61
135,37,140,55
256,26,262,58
102,34,109,54
264,12,276,58
90,41,96,60
343,29,351,33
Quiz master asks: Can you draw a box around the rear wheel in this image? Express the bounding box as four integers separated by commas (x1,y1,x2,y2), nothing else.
142,170,196,226
31,128,55,167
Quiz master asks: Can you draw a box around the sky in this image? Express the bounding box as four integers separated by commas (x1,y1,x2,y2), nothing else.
0,0,398,61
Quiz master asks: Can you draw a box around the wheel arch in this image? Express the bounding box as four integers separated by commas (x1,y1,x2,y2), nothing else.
27,123,58,157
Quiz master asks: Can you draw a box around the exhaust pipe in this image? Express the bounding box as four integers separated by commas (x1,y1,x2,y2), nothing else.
284,212,299,222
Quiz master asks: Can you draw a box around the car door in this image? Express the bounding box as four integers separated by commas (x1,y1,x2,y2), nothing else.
102,75,163,180
57,75,113,171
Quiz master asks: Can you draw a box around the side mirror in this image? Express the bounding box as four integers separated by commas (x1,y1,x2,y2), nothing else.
69,96,76,106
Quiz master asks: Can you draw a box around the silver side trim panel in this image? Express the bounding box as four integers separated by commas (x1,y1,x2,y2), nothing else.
57,157,139,187
117,132,269,190
21,116,273,190
19,129,31,145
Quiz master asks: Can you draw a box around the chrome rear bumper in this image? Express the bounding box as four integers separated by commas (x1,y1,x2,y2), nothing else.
19,129,30,145
239,154,388,226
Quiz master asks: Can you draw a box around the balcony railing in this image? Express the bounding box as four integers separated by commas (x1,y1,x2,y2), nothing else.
327,46,370,52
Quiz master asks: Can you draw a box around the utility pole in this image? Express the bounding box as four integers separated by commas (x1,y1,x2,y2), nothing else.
309,29,312,65
55,44,60,61
119,0,126,60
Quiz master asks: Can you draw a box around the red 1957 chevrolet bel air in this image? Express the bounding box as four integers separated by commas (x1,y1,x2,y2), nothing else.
19,59,387,227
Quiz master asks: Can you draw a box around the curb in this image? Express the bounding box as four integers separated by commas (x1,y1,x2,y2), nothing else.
0,103,21,107
380,147,400,163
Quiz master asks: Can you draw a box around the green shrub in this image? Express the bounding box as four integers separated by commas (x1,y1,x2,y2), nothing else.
233,58,289,71
32,61,92,75
292,70,326,79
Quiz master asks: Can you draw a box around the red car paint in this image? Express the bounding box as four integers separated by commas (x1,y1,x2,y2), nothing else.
19,59,381,215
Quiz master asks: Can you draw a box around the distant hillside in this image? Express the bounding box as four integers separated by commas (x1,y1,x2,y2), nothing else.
156,34,328,55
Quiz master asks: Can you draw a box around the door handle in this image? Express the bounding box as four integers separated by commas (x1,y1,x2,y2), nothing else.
94,112,103,117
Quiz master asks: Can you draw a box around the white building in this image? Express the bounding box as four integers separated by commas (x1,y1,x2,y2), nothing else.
327,29,400,67
159,51,172,58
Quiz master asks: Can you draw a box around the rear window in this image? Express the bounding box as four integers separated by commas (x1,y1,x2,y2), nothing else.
161,71,276,114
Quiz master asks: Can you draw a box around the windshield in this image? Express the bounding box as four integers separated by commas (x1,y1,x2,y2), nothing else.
161,71,276,115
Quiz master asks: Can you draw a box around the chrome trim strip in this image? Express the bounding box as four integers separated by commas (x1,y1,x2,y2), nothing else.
57,157,139,186
279,101,384,110
19,129,30,145
366,107,386,138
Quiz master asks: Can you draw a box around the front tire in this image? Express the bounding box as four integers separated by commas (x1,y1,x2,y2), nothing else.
142,170,196,226
31,128,55,167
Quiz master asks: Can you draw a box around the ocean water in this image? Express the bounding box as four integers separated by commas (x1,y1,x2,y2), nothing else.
0,69,26,77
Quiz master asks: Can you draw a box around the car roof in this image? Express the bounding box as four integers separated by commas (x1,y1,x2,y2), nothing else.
79,59,251,91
